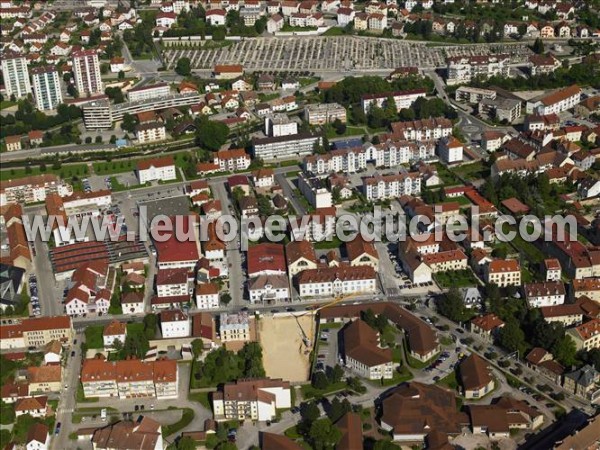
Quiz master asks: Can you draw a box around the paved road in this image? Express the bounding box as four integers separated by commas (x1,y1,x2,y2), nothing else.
209,179,246,308
275,173,306,216
415,302,595,416
51,332,83,450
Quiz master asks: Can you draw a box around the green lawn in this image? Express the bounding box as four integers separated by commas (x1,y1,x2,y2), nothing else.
162,408,194,437
321,27,347,36
93,160,136,175
367,365,413,387
314,236,343,250
300,381,347,399
0,163,89,182
434,269,480,288
440,336,454,346
447,196,472,206
437,371,459,391
320,322,343,330
85,325,105,349
0,100,17,109
325,125,365,139
451,161,489,181
188,392,212,409
434,163,461,185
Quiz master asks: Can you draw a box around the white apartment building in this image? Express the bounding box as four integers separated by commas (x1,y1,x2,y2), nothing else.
102,321,127,348
486,259,521,287
363,172,421,201
303,140,435,176
297,266,377,297
81,359,178,399
361,89,427,114
566,319,600,352
0,174,72,206
252,132,322,161
526,85,582,115
343,319,395,380
0,316,73,351
219,312,251,342
156,268,189,298
297,172,333,208
214,148,251,171
524,281,566,308
136,122,167,143
159,309,191,338
248,274,290,304
290,208,337,242
455,86,496,104
136,156,177,184
422,250,468,273
71,49,103,96
195,283,220,309
127,82,170,102
437,136,464,163
544,259,562,281
265,114,298,137
31,65,62,111
390,117,453,141
305,103,347,125
213,378,292,422
1,53,30,99
446,54,510,86
289,12,323,27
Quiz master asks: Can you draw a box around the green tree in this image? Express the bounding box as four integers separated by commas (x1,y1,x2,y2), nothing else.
532,37,545,54
191,339,204,358
329,364,344,384
498,320,526,354
300,401,320,424
553,336,578,367
175,57,192,76
177,436,197,450
121,113,137,133
312,371,330,390
332,118,346,135
373,441,401,450
143,314,157,340
212,27,226,41
118,70,125,80
309,418,342,450
195,116,229,151
327,397,351,423
437,288,469,322
220,292,231,306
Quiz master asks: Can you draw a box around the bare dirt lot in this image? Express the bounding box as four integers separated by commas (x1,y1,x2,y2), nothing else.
258,313,314,383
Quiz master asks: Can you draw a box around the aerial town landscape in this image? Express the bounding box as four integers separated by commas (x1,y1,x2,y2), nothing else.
0,0,600,449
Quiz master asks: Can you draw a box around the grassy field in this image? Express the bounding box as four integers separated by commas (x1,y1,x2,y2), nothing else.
434,269,480,288
162,408,194,437
300,381,347,399
0,163,89,182
451,161,489,180
188,392,212,409
325,125,366,139
85,325,104,349
437,371,459,391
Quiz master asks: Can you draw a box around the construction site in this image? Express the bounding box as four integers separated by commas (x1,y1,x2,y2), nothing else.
258,312,315,383
258,295,358,382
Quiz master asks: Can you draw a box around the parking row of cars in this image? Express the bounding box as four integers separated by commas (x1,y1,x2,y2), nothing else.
29,275,41,316
387,248,434,290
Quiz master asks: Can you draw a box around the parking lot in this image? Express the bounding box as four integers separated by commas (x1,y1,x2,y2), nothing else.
28,274,40,316
163,37,535,72
315,325,341,374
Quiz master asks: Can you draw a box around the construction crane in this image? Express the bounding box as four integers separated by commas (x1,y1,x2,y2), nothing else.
293,293,361,352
